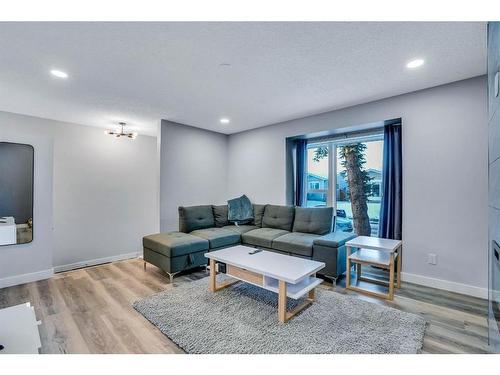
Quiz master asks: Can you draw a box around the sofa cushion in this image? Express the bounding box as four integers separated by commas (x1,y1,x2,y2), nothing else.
223,224,258,235
262,205,295,231
143,232,209,257
313,231,357,248
293,207,333,235
178,205,215,233
252,204,266,227
272,232,320,257
189,227,240,249
212,205,229,227
241,227,290,248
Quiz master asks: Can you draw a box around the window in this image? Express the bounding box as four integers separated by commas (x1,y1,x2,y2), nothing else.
306,145,331,208
309,182,320,190
306,134,383,236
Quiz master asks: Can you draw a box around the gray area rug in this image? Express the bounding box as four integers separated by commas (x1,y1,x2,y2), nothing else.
133,276,426,354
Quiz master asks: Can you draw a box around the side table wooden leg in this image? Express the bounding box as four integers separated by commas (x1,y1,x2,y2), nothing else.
396,245,402,288
278,280,287,323
356,263,361,279
209,258,216,292
388,253,395,300
346,245,351,289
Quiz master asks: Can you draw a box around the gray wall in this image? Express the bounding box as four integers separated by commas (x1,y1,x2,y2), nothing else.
487,22,500,350
0,111,159,285
0,142,33,224
0,127,54,286
51,121,159,269
160,120,228,231
227,76,488,293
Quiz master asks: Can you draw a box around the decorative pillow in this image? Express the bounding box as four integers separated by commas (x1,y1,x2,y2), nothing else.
178,205,215,233
227,195,254,224
212,205,229,227
252,204,266,227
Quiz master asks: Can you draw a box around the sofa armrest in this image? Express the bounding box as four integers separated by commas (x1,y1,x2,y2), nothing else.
312,231,356,280
313,231,356,248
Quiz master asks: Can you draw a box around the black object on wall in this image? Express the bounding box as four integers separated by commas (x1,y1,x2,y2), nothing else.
0,142,34,226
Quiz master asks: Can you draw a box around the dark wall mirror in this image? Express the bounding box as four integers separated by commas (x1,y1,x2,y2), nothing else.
0,142,34,245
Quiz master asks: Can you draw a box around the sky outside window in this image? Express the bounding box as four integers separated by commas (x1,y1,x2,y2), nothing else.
308,140,383,177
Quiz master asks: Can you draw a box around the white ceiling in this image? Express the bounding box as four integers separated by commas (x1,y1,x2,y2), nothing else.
0,22,487,136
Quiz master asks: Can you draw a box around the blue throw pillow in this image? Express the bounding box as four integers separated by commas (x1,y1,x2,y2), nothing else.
227,195,254,224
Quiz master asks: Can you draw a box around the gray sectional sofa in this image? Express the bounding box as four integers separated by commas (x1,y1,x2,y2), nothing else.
143,204,355,283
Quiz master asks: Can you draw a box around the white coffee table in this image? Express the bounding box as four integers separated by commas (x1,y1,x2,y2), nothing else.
345,236,402,301
205,245,325,323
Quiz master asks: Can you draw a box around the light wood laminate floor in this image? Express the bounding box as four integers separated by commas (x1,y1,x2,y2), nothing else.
0,258,490,354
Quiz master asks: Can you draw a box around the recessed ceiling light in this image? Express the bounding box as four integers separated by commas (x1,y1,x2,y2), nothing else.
406,59,425,69
50,69,68,79
220,118,230,124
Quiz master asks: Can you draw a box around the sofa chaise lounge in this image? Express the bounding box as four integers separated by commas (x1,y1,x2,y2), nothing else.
143,204,355,283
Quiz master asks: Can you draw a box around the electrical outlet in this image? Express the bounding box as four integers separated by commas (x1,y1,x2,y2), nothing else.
427,253,437,265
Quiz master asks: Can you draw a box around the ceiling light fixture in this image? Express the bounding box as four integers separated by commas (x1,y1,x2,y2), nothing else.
406,59,425,69
50,69,68,79
104,122,138,139
220,118,230,124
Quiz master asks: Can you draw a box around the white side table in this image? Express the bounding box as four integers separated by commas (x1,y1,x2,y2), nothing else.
345,236,402,301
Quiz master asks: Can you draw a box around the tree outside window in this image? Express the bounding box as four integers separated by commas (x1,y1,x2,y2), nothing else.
314,143,373,236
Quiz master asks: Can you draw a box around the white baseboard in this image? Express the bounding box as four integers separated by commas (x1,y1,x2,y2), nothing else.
1,254,487,301
0,268,54,289
402,272,488,299
54,252,141,273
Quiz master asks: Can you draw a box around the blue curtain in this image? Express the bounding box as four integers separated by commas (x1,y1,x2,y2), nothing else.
294,139,308,207
378,122,402,240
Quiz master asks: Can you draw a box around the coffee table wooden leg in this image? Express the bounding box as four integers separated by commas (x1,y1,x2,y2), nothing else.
278,280,287,323
388,253,395,300
209,258,216,292
346,245,351,289
396,245,402,288
208,259,240,292
308,288,315,301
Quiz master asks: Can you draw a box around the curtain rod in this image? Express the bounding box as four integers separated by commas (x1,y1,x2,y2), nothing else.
306,126,384,145
287,117,401,143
